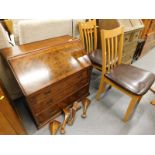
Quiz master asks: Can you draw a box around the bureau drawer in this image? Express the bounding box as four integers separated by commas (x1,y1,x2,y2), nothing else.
28,83,89,115
34,84,89,127
35,104,60,127
27,69,90,114
58,84,89,109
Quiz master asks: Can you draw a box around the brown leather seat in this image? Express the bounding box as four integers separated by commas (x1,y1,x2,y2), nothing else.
88,49,102,66
89,49,118,68
105,64,155,95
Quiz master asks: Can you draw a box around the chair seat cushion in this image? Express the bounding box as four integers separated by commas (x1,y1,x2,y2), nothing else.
105,64,155,95
89,49,117,67
88,49,102,66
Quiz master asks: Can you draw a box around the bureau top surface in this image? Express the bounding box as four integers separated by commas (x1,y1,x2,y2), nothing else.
0,35,73,60
8,37,91,96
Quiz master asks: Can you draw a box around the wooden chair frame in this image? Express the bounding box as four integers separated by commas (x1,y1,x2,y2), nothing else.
96,27,143,122
79,19,97,54
79,20,102,71
150,87,155,105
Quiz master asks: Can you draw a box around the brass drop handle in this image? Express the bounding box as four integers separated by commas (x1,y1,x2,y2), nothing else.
0,96,4,101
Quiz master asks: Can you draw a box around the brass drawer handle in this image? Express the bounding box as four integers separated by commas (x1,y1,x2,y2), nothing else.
0,96,4,101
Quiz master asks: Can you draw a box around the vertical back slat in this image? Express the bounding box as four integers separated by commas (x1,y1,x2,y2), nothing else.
84,28,89,53
107,38,111,72
87,29,91,53
79,20,97,54
118,33,124,64
90,28,93,51
101,31,107,74
111,37,114,68
101,27,124,74
114,36,118,66
94,26,97,50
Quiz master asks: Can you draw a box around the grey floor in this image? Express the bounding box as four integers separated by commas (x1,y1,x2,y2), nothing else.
15,48,155,135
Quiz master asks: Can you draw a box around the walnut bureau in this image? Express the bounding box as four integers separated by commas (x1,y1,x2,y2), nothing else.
0,35,92,128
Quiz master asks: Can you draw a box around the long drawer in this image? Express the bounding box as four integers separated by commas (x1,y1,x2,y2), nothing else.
34,84,89,127
27,69,89,115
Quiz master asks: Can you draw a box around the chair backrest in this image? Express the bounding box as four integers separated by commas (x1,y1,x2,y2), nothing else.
100,26,124,74
79,19,97,54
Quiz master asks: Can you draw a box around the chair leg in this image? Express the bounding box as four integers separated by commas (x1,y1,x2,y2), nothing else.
96,77,106,100
151,99,155,105
123,95,142,122
150,87,155,105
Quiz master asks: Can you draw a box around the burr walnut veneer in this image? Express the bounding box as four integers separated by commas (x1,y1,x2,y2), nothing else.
0,35,92,128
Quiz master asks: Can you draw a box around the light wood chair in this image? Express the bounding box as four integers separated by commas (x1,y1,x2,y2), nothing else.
150,87,155,105
97,26,155,122
79,20,102,70
79,19,97,54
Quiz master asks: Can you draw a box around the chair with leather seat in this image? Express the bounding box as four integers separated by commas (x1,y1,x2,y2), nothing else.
96,26,155,122
79,19,102,71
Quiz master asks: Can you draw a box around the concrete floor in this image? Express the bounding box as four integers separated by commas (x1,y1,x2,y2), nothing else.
15,48,155,135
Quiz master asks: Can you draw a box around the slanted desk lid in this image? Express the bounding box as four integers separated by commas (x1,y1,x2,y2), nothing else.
8,39,90,96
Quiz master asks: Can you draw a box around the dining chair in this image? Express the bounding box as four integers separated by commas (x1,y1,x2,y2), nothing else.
150,87,155,105
96,26,155,122
79,20,102,71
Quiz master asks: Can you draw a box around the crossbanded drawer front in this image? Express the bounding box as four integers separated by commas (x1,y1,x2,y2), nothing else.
28,98,54,114
35,85,89,126
27,69,89,114
58,84,89,109
35,104,60,126
28,83,89,115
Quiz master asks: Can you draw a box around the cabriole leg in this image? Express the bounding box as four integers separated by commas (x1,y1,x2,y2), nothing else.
60,108,70,134
49,120,61,135
81,98,91,118
68,102,81,125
